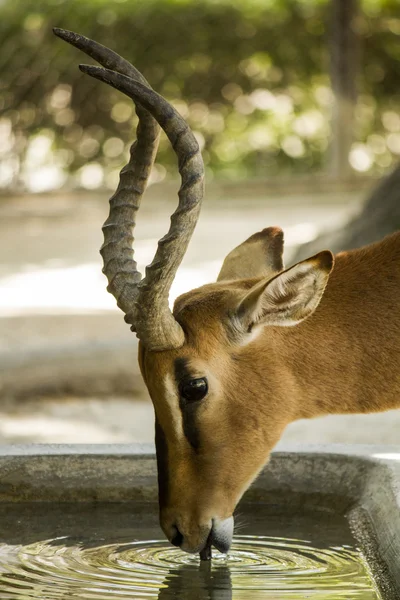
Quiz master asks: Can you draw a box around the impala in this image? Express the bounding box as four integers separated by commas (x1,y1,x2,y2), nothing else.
54,29,400,558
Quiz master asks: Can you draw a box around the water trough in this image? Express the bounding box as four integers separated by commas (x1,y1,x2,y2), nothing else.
0,444,398,598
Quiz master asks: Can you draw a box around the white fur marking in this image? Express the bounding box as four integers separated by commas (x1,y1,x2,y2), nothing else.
163,373,183,436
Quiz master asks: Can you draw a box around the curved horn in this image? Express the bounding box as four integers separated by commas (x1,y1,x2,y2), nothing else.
53,28,152,85
53,29,161,333
79,64,204,351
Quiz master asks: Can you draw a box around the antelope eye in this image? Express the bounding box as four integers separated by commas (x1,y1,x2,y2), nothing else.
179,378,208,402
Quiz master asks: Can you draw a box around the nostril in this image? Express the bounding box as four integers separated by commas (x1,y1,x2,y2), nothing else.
170,526,184,548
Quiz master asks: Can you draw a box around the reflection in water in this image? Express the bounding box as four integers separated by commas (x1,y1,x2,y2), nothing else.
159,562,232,600
0,536,381,599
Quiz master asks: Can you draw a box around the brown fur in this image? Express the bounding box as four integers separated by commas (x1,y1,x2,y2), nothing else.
139,230,400,552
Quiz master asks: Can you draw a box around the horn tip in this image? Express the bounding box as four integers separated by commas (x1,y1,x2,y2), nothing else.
53,27,71,39
79,63,94,75
79,64,109,81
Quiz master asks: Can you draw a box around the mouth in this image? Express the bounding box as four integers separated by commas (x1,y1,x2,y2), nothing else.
211,530,232,554
205,516,234,555
170,516,234,555
199,534,212,561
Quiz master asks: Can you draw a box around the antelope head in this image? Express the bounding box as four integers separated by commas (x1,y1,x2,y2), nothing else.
54,29,334,555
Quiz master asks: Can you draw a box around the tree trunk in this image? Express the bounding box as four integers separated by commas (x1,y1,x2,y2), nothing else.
329,0,360,179
292,164,400,262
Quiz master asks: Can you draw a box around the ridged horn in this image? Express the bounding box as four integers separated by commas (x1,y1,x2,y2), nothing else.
54,30,204,350
53,28,161,335
79,64,204,350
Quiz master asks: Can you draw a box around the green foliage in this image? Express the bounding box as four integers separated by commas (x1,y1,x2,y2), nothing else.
0,0,399,191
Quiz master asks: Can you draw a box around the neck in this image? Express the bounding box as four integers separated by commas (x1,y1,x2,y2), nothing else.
275,237,400,420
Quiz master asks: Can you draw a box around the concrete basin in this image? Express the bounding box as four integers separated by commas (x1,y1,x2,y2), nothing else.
0,444,398,598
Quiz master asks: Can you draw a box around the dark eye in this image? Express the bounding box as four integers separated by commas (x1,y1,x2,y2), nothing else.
179,378,208,402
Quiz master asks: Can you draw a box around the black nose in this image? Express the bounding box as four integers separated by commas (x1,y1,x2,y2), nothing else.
171,526,184,548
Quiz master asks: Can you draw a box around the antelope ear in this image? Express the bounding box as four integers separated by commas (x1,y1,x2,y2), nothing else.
235,251,334,332
217,227,284,282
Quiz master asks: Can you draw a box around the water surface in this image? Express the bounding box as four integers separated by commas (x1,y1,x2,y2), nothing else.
0,502,382,599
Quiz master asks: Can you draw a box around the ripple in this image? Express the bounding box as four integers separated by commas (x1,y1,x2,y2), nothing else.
0,535,380,599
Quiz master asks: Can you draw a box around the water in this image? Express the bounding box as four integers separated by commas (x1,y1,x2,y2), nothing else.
0,502,382,599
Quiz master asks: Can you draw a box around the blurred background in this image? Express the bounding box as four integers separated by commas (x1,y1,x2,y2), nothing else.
0,0,399,445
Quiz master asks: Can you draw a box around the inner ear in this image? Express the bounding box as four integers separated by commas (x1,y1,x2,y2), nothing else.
235,250,334,333
217,227,284,282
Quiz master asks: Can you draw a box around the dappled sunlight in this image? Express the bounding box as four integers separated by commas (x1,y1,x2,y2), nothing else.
281,409,400,446
373,452,400,462
0,264,115,316
77,162,104,189
22,131,68,192
0,398,154,443
0,414,119,443
349,144,374,172
0,258,222,317
0,201,325,319
284,222,319,246
0,216,321,318
169,262,221,301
